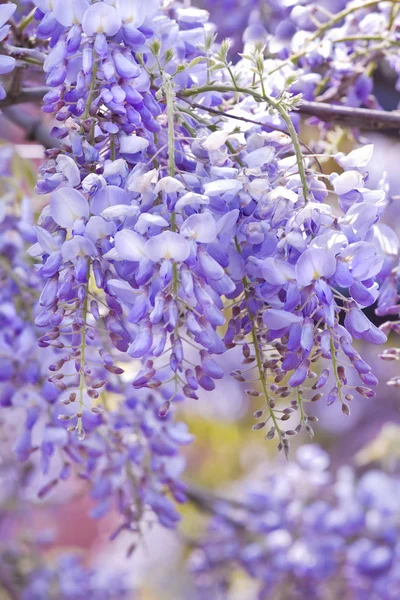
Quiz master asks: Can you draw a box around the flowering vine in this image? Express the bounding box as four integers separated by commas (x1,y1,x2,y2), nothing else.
0,0,399,552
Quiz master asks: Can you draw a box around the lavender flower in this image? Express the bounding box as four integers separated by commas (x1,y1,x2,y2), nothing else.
189,445,400,600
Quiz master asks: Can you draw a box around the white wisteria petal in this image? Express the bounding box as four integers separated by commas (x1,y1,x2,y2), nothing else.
203,179,242,196
53,0,89,26
266,186,298,203
56,155,81,187
135,213,169,234
175,192,210,212
335,144,374,170
202,131,229,151
154,177,185,194
114,229,147,261
82,2,121,36
119,135,149,154
127,168,158,193
50,188,89,228
101,204,139,220
180,212,217,243
332,171,364,195
145,231,190,262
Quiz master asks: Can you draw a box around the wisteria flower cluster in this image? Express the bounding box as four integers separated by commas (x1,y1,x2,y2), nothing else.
0,432,132,598
0,0,400,548
190,444,400,600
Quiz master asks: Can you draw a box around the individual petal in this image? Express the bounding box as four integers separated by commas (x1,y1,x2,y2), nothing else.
56,155,81,187
311,231,348,254
154,176,185,194
344,306,387,344
128,326,153,358
198,251,225,280
335,144,373,170
53,0,89,26
117,0,158,27
127,167,158,193
119,134,149,155
372,224,399,260
145,231,190,262
203,179,242,196
175,192,209,212
176,6,209,23
266,186,298,203
295,248,336,287
82,3,122,36
263,309,303,329
180,212,217,243
50,187,89,228
202,130,229,151
288,360,309,387
262,258,295,285
0,3,16,29
340,242,383,281
114,229,147,261
0,55,15,75
216,209,239,236
101,204,139,220
135,213,169,234
113,52,141,78
350,281,378,307
91,185,131,216
244,146,275,168
102,247,121,261
331,170,364,195
85,216,115,242
32,225,60,254
107,279,137,304
61,236,97,260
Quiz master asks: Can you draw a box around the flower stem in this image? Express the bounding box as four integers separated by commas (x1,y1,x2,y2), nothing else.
77,277,89,440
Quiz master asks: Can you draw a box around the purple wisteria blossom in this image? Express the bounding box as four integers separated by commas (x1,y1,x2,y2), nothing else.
1,0,400,563
190,445,400,600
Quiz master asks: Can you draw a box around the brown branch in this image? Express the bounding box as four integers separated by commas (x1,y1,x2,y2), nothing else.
297,100,400,130
2,107,58,149
178,91,400,131
0,87,48,109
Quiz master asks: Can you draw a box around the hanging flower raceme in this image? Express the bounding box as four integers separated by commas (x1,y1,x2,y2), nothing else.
1,0,399,499
189,444,400,600
0,146,195,536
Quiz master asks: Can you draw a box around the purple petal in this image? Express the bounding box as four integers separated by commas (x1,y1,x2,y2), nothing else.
114,229,147,261
263,309,303,329
145,231,190,262
53,0,89,27
50,187,89,227
0,55,15,75
295,248,336,287
181,212,217,243
262,258,295,285
0,3,16,29
82,3,122,36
